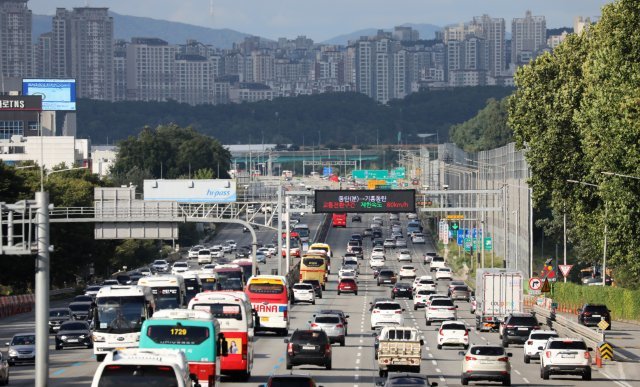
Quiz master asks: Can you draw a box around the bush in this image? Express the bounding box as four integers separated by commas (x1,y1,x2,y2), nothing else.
553,282,640,321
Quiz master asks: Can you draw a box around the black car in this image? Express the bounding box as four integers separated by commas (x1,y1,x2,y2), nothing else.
578,304,612,329
373,237,384,247
373,230,383,239
378,372,439,387
285,330,332,370
261,374,321,387
73,295,93,303
377,269,397,286
49,308,71,333
68,301,93,321
55,320,92,350
351,246,364,258
302,279,323,299
352,214,362,222
501,313,540,347
391,283,413,299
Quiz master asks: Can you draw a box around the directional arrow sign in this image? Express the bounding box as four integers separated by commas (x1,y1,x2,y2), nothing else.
558,264,574,278
529,277,542,291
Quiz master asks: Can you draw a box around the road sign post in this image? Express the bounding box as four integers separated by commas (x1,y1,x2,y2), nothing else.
558,264,573,283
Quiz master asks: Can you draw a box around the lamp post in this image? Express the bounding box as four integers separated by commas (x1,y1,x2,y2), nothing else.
512,210,519,271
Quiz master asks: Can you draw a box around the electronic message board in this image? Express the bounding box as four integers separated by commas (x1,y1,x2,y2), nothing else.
315,190,415,213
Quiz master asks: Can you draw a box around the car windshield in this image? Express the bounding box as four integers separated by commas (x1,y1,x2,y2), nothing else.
442,323,466,330
548,340,587,350
470,346,505,356
60,322,88,331
431,299,454,307
293,284,313,290
453,286,468,291
584,305,608,312
50,310,70,317
375,303,401,310
292,331,327,344
11,335,35,345
173,263,188,267
69,304,90,312
152,260,166,265
315,316,340,324
509,316,538,325
387,376,429,386
380,271,394,276
531,333,558,340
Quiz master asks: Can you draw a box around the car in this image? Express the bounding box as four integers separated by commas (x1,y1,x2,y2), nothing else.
363,228,373,237
413,276,436,293
396,249,412,262
347,240,362,253
102,279,119,286
447,280,466,293
188,245,203,259
370,301,405,329
377,269,397,286
395,238,408,248
523,329,558,363
221,243,233,253
129,273,142,284
399,265,417,280
411,233,426,244
437,320,469,350
6,332,35,365
430,256,446,272
423,252,436,264
435,267,453,280
539,338,592,380
225,240,237,250
500,313,540,347
257,247,271,257
425,297,457,326
391,283,413,299
339,267,357,281
343,260,359,274
371,247,386,258
577,304,611,329
337,278,358,295
389,214,399,221
73,294,93,303
459,345,512,386
84,285,103,299
210,245,224,258
151,259,169,272
55,320,92,350
49,308,71,333
309,313,346,346
0,353,9,385
285,329,332,370
171,261,189,275
450,285,472,301
373,230,383,239
373,216,384,225
293,283,316,305
302,279,323,299
352,214,362,222
413,289,436,310
259,374,321,387
139,267,152,276
383,238,396,249
255,252,267,264
369,297,393,312
243,224,259,232
317,310,349,336
68,301,93,321
370,255,385,269
351,246,364,259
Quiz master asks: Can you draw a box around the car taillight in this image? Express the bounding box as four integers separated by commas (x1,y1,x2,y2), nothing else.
395,310,402,314
464,330,469,336
373,310,380,313
283,309,288,320
311,323,318,328
505,324,514,329
527,340,533,345
447,307,456,310
287,343,293,354
583,312,592,316
584,351,591,359
336,324,343,328
393,288,398,292
497,357,509,362
465,356,477,361
438,329,443,335
545,351,551,358
325,344,331,353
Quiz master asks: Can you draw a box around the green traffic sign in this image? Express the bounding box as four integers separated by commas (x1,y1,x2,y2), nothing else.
464,237,472,252
484,237,493,251
451,222,459,231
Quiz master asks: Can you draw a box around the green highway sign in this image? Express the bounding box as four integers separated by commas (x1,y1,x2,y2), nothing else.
484,237,493,251
464,237,472,252
450,221,459,231
353,170,388,179
390,167,406,179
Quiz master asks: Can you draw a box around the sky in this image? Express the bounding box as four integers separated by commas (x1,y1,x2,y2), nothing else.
28,0,611,42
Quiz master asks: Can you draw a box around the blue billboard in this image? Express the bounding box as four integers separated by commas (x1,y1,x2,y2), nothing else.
22,79,76,111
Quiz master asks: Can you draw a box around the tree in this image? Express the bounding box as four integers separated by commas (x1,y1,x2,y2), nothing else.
450,98,513,152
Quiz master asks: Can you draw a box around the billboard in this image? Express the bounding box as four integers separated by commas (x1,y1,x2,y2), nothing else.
0,95,42,111
143,179,236,203
315,189,415,213
22,79,76,111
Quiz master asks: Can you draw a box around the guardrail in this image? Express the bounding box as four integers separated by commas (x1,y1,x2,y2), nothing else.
532,304,604,350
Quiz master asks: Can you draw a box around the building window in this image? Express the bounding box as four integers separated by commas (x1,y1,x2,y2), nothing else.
0,121,24,139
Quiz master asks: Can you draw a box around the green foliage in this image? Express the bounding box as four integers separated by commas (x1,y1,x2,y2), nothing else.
508,0,640,284
112,240,160,272
77,87,514,145
553,282,640,321
449,98,513,152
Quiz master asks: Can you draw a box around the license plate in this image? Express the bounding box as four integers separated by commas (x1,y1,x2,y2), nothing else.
480,360,493,364
561,354,575,358
67,339,79,342
260,316,269,322
302,345,316,350
518,327,529,330
592,314,601,318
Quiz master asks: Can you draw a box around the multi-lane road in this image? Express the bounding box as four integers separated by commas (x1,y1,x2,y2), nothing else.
0,212,637,386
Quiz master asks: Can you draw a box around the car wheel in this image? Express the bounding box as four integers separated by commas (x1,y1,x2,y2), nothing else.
437,344,442,350
413,305,417,311
524,355,530,364
340,338,345,347
322,284,326,291
325,360,332,370
286,361,293,370
502,339,509,348
583,368,592,381
355,292,358,296
461,376,469,385
312,300,316,305
502,376,511,386
337,291,341,295
55,344,62,350
96,354,106,362
379,370,387,378
426,320,431,326
542,366,550,380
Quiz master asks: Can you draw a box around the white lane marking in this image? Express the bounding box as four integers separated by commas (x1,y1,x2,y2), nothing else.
356,358,360,364
431,360,437,365
514,369,521,375
523,378,530,384
357,352,361,357
599,368,634,387
435,368,441,373
428,353,434,358
439,376,445,382
359,339,363,343
354,374,360,380
358,346,362,349
481,336,487,341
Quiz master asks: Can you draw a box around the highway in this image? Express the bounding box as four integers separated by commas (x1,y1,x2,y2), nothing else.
0,212,637,386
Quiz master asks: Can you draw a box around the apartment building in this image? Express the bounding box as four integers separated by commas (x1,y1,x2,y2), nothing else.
0,0,32,78
126,38,177,101
472,14,506,78
511,11,547,66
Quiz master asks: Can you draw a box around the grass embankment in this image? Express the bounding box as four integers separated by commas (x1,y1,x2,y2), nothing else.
435,241,504,289
552,282,640,322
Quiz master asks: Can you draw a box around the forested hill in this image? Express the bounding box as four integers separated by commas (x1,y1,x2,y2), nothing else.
77,87,514,146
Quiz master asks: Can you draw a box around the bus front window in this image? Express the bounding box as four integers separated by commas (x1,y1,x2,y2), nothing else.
95,297,146,333
153,287,180,310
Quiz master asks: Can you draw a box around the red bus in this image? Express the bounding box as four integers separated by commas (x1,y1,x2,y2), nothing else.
281,231,301,257
332,213,347,227
245,275,289,336
214,265,245,291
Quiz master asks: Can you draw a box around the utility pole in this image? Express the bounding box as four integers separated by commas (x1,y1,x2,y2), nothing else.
35,191,50,387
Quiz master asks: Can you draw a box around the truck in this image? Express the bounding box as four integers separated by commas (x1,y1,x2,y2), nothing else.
474,268,523,332
331,213,347,227
375,326,423,377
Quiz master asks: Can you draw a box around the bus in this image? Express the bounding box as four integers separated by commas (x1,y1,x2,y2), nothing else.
232,259,258,281
309,242,333,273
214,265,245,291
139,309,228,386
244,275,289,336
138,275,186,310
332,213,347,227
182,271,202,304
281,231,301,258
92,285,155,362
198,271,218,292
188,292,255,379
292,224,311,244
301,253,328,290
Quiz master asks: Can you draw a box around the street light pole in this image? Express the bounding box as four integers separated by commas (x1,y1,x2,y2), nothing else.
513,210,519,271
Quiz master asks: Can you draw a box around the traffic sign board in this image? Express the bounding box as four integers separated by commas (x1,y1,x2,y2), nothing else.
529,277,542,291
558,264,574,278
541,278,551,293
446,214,464,220
599,342,613,360
598,320,610,331
457,233,464,246
450,222,459,231
484,237,492,251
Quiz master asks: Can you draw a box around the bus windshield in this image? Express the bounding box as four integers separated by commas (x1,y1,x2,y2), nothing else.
95,296,146,334
216,270,243,283
294,228,310,238
97,365,178,387
201,278,216,292
145,325,210,345
184,278,200,303
192,303,243,321
217,278,244,291
150,287,180,310
247,283,284,294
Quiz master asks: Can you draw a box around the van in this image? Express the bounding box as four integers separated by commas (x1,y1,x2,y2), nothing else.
430,256,446,272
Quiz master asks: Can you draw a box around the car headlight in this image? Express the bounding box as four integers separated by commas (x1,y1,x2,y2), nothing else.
78,335,85,339
8,350,17,356
60,335,67,340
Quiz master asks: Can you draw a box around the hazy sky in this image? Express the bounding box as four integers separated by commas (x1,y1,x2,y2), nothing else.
28,0,610,41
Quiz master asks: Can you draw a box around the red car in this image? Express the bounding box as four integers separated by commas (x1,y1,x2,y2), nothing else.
337,278,358,295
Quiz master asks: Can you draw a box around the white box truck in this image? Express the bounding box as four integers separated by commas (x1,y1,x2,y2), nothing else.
474,268,523,332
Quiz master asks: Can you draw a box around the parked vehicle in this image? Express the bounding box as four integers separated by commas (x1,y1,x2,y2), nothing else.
459,345,512,386
376,326,424,377
539,338,592,381
577,304,611,330
475,269,523,332
285,330,332,370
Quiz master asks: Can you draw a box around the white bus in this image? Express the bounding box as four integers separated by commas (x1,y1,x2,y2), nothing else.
138,275,186,310
92,285,155,362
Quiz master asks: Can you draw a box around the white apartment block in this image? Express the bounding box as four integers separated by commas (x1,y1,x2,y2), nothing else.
548,31,568,49
174,55,215,105
126,38,177,102
0,135,89,171
229,85,274,103
443,23,482,44
356,40,373,98
251,51,275,83
472,15,506,78
511,11,547,66
574,16,593,35
450,69,487,87
393,50,408,99
0,0,32,78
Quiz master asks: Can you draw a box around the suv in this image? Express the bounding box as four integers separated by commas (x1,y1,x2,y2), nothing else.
500,313,540,347
337,278,358,295
302,279,323,298
377,269,397,286
309,314,346,346
460,345,512,386
578,304,611,330
391,283,413,299
429,256,446,271
285,330,332,370
260,375,320,387
540,338,592,380
351,214,362,222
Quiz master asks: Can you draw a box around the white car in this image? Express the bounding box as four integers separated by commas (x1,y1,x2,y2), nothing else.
258,247,271,257
540,338,592,381
411,233,426,244
265,244,276,256
292,282,316,304
523,330,558,363
426,294,450,307
371,248,385,259
425,297,457,325
370,256,385,268
436,267,453,280
171,261,189,275
188,245,203,259
413,289,435,310
197,249,212,264
396,249,412,262
429,256,446,272
437,320,469,349
339,268,357,281
413,276,436,292
460,345,512,386
221,243,232,253
210,245,224,258
383,238,396,249
398,265,417,280
225,240,237,250
370,301,405,329
151,259,169,272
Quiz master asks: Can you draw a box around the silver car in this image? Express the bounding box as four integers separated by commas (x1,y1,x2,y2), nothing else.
309,314,346,346
395,238,408,248
7,332,35,365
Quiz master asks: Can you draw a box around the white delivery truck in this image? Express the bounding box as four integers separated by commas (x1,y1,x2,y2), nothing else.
474,268,523,332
